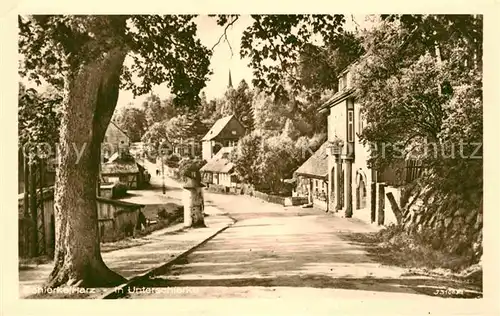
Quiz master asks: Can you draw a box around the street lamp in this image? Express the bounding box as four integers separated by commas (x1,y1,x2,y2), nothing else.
329,137,344,156
160,138,166,195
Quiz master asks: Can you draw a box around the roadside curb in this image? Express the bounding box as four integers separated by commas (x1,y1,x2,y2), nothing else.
98,215,237,299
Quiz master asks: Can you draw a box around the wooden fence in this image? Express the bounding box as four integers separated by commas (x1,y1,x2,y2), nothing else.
405,159,425,184
18,187,145,258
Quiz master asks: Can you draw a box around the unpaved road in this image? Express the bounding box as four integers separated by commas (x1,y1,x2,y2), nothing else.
122,192,482,299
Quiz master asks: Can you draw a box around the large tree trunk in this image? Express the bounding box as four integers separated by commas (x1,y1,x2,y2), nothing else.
46,46,128,288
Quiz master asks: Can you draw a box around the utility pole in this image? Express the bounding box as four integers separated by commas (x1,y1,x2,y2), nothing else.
161,139,166,195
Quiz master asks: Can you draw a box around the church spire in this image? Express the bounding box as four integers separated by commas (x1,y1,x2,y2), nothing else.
228,69,233,89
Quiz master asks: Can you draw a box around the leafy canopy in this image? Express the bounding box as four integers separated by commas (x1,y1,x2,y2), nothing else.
19,15,212,108
215,14,348,100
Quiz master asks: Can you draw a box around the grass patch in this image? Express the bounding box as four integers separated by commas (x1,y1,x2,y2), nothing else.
340,225,482,287
136,216,183,238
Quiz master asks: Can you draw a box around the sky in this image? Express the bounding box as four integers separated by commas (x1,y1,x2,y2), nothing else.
117,15,255,109
21,15,378,109
116,14,379,110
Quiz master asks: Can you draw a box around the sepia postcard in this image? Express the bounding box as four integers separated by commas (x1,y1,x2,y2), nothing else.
1,1,499,315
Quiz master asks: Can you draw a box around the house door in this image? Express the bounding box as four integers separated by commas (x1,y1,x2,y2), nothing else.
358,177,367,209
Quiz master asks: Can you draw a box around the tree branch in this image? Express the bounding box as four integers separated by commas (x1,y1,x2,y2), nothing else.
211,16,239,56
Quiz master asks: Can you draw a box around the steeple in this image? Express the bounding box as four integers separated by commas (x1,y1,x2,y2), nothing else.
228,69,233,89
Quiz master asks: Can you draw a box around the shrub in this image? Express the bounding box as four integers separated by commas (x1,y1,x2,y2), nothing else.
112,182,128,198
157,208,169,219
167,154,181,163
178,157,206,181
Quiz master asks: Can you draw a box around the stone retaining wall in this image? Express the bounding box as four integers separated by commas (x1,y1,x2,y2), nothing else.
401,184,482,262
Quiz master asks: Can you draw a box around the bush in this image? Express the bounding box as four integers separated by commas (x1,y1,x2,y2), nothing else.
157,208,169,220
178,158,206,181
112,182,128,198
167,154,181,163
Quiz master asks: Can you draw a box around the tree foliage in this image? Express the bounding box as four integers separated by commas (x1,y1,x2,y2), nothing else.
351,14,482,195
113,107,147,142
19,15,212,107
18,84,62,144
231,131,326,195
220,80,255,132
297,31,365,101
18,83,62,161
215,14,348,100
18,15,214,288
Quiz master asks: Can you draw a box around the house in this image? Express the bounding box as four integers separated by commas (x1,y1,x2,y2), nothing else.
293,141,329,211
318,64,401,225
100,152,149,189
102,121,130,159
171,138,202,158
201,115,246,161
200,147,239,188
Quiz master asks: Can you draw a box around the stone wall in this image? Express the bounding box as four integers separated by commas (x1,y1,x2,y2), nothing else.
401,183,482,262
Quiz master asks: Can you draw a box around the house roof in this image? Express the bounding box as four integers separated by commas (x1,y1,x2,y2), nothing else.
101,152,139,174
200,147,234,173
294,141,329,179
318,87,355,112
109,121,129,139
202,115,237,141
101,161,139,175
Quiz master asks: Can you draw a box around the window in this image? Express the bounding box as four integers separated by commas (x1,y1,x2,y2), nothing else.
347,109,354,142
358,110,364,134
338,73,348,91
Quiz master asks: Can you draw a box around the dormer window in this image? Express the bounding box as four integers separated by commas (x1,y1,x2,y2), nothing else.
231,130,236,135
338,72,349,91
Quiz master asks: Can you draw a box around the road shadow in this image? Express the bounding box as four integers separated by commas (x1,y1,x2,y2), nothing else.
138,213,482,299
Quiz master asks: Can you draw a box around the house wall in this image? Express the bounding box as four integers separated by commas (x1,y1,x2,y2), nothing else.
18,188,144,257
295,175,328,210
216,117,246,140
327,92,399,226
202,141,213,161
203,171,236,188
202,117,245,161
103,123,130,157
218,173,232,187
102,173,138,189
211,172,231,187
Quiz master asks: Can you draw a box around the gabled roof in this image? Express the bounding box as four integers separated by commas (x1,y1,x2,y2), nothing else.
101,152,139,174
318,87,355,112
202,115,239,141
294,142,329,179
200,147,234,173
108,121,129,139
101,161,139,175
